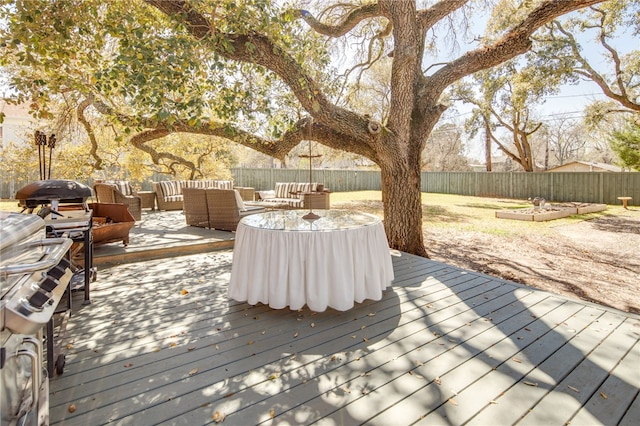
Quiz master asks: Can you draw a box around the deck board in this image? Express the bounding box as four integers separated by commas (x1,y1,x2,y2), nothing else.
49,250,640,425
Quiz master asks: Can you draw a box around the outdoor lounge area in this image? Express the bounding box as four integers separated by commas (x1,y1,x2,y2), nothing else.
48,209,639,425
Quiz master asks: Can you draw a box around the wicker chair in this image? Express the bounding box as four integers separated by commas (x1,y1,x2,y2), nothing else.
206,188,266,231
93,183,142,221
182,187,210,228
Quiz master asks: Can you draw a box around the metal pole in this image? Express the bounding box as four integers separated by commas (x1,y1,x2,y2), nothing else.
47,134,56,179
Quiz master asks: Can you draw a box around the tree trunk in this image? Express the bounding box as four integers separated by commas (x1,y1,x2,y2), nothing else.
380,160,428,258
484,119,492,172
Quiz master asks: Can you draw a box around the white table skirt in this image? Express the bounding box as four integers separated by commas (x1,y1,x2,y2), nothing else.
229,211,394,312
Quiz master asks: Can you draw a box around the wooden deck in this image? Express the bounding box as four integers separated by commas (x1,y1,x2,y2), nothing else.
50,250,640,425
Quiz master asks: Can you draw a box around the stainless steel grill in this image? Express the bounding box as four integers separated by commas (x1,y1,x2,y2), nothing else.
1,212,73,425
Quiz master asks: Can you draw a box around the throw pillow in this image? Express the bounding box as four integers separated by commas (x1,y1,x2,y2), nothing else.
258,190,276,200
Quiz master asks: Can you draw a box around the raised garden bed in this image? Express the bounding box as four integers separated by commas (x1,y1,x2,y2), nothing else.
496,203,607,222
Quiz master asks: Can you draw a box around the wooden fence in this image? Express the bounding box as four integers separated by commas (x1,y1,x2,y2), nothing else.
232,168,640,205
2,169,638,206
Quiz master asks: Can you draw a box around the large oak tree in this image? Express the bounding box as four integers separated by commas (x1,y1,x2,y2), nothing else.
1,0,604,256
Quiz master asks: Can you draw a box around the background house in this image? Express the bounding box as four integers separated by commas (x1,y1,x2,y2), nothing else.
0,99,34,149
546,161,625,172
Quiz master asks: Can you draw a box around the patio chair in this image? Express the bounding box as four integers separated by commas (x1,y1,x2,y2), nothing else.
182,187,210,228
93,182,142,221
206,188,266,231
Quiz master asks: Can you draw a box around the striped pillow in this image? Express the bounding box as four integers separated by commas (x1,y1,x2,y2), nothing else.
275,182,297,198
159,181,180,197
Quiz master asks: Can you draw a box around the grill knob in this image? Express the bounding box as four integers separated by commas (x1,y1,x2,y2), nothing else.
40,277,58,292
48,265,66,280
57,258,71,270
28,291,50,309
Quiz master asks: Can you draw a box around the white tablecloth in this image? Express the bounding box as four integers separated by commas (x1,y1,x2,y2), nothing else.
229,210,394,311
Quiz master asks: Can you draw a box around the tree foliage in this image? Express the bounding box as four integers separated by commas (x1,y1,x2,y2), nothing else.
456,64,545,172
610,120,640,170
0,0,605,256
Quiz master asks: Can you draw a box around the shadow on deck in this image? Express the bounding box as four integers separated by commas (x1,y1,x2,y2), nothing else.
51,210,640,425
92,210,235,266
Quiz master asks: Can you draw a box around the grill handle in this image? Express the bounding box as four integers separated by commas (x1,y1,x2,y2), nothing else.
17,347,41,412
0,238,72,278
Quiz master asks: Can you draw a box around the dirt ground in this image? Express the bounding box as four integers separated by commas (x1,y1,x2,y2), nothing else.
425,212,640,315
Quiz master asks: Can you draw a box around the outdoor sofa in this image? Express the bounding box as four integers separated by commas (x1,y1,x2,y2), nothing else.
254,182,330,209
153,180,233,211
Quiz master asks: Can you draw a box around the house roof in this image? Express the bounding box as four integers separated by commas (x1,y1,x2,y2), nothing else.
546,161,624,172
0,99,32,118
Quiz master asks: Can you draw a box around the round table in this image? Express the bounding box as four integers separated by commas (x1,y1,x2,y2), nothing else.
229,209,394,312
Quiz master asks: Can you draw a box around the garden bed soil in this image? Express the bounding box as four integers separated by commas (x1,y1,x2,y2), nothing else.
426,213,640,315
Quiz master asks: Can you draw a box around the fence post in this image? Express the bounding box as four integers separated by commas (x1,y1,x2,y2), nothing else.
598,173,604,203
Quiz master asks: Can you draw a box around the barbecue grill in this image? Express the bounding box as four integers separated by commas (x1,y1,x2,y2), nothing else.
15,179,95,305
15,179,92,211
1,212,73,425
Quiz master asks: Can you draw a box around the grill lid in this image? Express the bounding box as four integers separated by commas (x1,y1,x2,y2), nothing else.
0,212,44,252
16,180,92,208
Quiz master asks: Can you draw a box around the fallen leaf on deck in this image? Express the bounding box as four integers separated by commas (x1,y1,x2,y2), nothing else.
310,322,315,328
212,411,226,423
568,385,580,393
367,312,376,317
188,347,196,351
269,409,276,419
170,342,177,348
600,392,608,399
180,289,189,295
363,337,369,342
513,357,522,363
68,404,76,413
434,377,442,385
524,381,538,387
189,368,198,375
293,332,299,338
247,340,254,345
124,363,133,368
448,398,458,406
66,344,73,350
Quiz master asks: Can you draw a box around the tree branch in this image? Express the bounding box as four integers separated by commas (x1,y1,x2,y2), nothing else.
292,3,383,37
144,0,375,147
419,0,604,103
550,17,639,112
416,0,467,32
76,95,103,170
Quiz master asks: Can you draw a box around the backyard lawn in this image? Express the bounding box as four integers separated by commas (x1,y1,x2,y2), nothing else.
2,192,638,314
